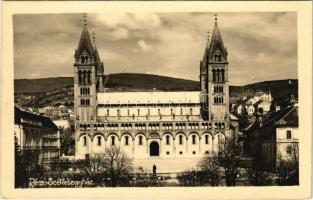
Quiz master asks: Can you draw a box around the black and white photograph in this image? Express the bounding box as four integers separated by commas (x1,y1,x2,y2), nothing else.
12,11,301,189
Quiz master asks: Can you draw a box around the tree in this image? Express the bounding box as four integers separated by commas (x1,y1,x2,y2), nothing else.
15,136,27,188
276,143,299,186
77,153,107,185
246,163,272,186
103,145,133,187
218,140,241,186
76,146,133,187
15,140,43,187
60,127,75,155
276,154,293,185
198,154,221,186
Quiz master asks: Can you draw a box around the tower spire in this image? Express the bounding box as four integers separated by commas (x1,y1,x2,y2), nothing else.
75,14,94,57
208,13,227,56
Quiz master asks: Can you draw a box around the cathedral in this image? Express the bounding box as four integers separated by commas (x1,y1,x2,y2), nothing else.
74,15,233,161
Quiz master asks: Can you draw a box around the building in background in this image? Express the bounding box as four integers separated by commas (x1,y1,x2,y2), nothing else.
244,105,298,170
14,107,60,167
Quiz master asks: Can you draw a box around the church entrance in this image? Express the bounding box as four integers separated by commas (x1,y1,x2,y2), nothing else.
150,141,159,156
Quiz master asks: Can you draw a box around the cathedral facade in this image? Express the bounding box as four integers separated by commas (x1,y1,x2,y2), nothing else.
74,15,231,160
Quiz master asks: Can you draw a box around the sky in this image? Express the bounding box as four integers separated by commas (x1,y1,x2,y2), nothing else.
13,12,297,86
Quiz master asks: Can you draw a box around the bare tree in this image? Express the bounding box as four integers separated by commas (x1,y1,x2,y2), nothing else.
77,153,107,184
103,145,133,187
246,166,272,186
276,143,299,185
77,146,133,186
198,154,221,186
218,140,241,186
276,154,293,185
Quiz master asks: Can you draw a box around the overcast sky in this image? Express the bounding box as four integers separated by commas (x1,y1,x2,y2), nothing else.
13,12,297,86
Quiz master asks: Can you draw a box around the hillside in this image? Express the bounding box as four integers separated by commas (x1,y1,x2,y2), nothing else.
14,73,199,95
14,73,298,107
230,79,298,102
14,77,74,94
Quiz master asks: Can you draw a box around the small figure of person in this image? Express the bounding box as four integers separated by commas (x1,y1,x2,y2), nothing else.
152,164,157,175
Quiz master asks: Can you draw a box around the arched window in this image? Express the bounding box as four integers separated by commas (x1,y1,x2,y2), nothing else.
286,145,292,154
216,69,220,82
212,69,216,82
215,54,221,62
179,135,183,145
97,136,101,146
125,136,129,146
166,135,170,145
192,135,196,145
205,135,209,144
83,136,87,146
139,135,143,145
87,71,91,84
82,71,86,84
221,69,225,82
78,71,82,84
111,136,115,146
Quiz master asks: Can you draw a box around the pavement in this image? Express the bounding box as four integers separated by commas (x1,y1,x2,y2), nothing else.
133,157,201,173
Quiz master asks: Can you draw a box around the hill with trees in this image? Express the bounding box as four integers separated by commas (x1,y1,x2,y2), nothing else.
14,73,298,107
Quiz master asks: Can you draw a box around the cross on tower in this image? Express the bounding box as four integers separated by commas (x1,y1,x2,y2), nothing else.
83,13,87,26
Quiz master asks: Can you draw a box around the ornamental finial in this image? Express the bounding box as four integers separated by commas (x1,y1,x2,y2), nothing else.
214,13,218,23
83,13,87,26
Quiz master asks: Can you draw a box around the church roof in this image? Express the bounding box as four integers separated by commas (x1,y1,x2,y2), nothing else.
97,91,201,105
75,24,94,57
208,21,227,56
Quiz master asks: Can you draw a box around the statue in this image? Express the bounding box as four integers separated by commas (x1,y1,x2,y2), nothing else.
152,164,157,175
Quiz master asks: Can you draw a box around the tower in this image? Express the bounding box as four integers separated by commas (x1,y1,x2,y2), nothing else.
74,15,104,158
200,15,229,129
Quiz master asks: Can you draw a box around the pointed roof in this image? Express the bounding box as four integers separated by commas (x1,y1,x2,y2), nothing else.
202,39,210,62
75,18,94,57
94,47,101,63
208,19,227,56
201,16,227,64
